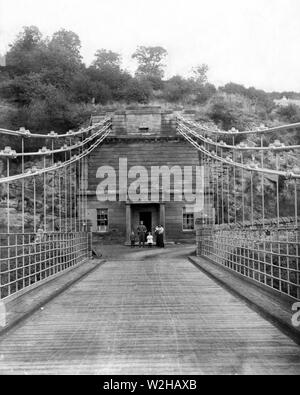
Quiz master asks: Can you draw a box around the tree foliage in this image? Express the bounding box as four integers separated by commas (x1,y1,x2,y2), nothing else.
276,104,300,124
6,26,45,75
92,49,121,71
163,76,192,102
132,46,167,85
207,95,260,131
220,83,274,113
190,64,209,87
1,25,300,137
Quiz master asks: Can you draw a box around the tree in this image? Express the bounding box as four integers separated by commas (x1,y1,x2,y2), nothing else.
122,78,152,103
277,104,300,124
6,26,46,75
5,27,84,90
207,96,257,131
220,82,247,96
246,87,274,113
189,64,214,103
194,83,217,104
70,73,95,103
41,30,83,89
91,81,113,104
163,76,192,102
49,29,82,63
23,84,90,133
220,83,274,114
89,50,131,102
132,46,167,86
0,73,49,105
87,65,132,102
190,64,209,87
92,49,121,71
208,100,237,130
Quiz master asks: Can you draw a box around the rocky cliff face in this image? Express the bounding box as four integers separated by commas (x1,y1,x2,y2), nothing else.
0,158,75,233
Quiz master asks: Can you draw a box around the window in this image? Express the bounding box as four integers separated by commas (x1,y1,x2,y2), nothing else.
138,127,149,132
97,209,109,232
183,208,195,231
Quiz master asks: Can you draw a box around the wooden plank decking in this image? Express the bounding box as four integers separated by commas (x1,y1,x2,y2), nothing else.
0,246,299,375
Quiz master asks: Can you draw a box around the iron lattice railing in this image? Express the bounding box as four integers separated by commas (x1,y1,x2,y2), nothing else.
0,232,91,299
199,226,300,300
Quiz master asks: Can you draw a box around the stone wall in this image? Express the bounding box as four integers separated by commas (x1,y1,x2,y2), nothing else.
91,106,195,137
87,136,202,242
87,139,201,196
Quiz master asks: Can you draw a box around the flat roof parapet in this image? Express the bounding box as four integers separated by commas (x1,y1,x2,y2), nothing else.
183,109,196,114
125,105,161,110
125,106,162,115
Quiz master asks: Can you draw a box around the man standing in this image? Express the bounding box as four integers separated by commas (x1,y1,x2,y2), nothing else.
137,221,147,248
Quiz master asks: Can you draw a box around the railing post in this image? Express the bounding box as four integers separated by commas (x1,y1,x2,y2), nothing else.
87,221,93,259
196,212,212,257
297,220,300,300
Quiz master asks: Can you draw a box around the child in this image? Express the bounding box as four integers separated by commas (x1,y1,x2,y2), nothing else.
147,232,154,248
130,231,136,248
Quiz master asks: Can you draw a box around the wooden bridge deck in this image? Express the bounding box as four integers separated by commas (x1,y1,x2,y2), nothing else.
0,246,299,375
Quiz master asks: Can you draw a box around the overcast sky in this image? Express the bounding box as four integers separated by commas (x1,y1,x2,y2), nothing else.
0,0,299,91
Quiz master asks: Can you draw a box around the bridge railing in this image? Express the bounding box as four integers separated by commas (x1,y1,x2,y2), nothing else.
197,224,299,300
0,231,91,299
177,116,300,301
0,118,112,300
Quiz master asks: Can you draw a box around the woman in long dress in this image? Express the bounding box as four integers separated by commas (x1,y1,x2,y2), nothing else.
155,225,165,248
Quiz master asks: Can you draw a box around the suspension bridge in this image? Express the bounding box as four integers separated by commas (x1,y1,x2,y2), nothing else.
0,112,299,374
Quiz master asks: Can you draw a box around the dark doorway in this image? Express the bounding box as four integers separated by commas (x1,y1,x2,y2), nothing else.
139,212,152,233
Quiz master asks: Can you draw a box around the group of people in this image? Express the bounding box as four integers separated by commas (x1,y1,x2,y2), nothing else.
130,221,165,248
